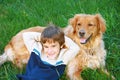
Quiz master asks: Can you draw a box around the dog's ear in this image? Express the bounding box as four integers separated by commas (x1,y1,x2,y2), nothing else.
69,15,79,33
95,14,106,33
69,18,76,28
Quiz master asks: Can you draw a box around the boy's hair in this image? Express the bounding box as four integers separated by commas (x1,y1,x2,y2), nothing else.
41,25,65,46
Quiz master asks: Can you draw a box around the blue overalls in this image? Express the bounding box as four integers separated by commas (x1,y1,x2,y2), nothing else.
17,49,66,80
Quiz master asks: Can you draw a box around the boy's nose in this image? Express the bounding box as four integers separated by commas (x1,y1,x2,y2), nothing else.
48,48,52,53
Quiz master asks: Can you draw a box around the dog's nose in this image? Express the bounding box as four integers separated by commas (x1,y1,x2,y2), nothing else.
79,30,85,37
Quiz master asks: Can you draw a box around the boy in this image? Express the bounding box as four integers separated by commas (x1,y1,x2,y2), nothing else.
17,25,80,80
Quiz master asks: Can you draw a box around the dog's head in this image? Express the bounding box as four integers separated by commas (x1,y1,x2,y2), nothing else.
69,14,106,44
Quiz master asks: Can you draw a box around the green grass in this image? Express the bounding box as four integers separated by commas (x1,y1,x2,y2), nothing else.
0,0,120,80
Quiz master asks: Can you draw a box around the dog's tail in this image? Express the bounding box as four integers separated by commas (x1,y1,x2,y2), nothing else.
0,44,14,66
0,52,8,66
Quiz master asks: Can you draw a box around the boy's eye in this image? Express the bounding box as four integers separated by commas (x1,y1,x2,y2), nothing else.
52,45,56,47
43,45,48,48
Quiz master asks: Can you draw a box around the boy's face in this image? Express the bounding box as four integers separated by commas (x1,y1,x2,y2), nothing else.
42,41,61,60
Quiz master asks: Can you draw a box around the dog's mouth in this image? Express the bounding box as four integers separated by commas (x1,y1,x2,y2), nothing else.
80,34,92,44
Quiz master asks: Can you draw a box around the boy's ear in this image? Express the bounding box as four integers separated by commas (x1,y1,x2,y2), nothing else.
61,44,67,49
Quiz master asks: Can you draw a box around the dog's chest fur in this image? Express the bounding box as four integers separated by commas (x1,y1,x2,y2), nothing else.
78,39,106,69
83,48,96,55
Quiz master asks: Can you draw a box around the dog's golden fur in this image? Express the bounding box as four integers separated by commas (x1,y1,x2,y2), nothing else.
0,26,45,68
0,14,114,79
64,14,114,80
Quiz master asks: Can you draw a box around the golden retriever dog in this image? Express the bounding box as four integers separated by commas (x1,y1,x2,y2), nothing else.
0,26,45,68
64,14,115,80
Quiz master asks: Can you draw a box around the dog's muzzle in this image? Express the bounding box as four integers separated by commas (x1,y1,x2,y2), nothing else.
79,30,92,44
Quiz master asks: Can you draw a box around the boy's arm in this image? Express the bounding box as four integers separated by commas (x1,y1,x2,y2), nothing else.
63,36,80,64
22,32,42,53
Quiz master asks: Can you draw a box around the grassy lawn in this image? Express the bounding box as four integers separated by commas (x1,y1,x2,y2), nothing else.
0,0,120,80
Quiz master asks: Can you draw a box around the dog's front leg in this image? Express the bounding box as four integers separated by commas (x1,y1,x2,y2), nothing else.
67,58,83,80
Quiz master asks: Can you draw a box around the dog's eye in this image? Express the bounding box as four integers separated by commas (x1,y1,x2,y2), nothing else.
88,23,94,26
77,23,81,26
